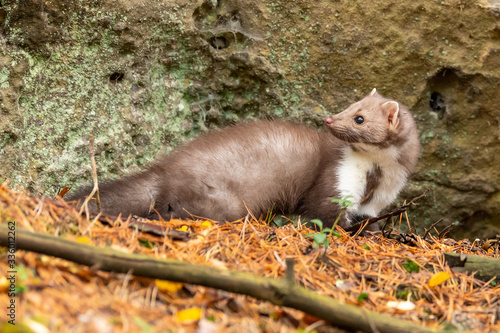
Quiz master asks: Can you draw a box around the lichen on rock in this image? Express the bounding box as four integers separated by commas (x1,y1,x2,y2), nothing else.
1,0,500,238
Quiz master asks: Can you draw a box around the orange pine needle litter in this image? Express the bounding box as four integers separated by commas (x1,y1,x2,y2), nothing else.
0,184,499,332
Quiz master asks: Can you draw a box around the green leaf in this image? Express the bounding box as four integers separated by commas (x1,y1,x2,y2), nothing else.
138,238,153,248
396,290,410,300
402,259,420,273
16,264,31,281
267,204,274,223
272,216,294,227
331,195,354,208
310,219,323,230
313,233,327,244
361,244,370,250
332,230,342,238
15,286,28,294
12,264,32,294
272,219,284,227
357,293,369,303
323,228,332,233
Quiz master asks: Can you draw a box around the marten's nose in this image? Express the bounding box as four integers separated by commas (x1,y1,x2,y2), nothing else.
325,117,333,125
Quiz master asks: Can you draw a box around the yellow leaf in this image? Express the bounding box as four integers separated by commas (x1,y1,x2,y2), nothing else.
155,279,183,292
201,221,212,228
0,276,8,292
428,272,451,287
176,307,202,322
76,237,93,245
177,226,189,232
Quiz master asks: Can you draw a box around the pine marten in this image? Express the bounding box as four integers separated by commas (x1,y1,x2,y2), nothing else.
69,89,420,229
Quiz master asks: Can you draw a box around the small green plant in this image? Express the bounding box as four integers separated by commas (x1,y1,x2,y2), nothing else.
331,196,354,208
306,219,332,248
267,203,275,224
138,238,153,249
306,196,354,248
395,285,420,300
396,289,410,300
12,264,32,294
271,216,294,227
357,292,369,304
402,259,420,273
330,196,354,229
267,204,295,227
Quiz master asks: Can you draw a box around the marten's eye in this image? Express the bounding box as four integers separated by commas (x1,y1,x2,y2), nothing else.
353,116,365,125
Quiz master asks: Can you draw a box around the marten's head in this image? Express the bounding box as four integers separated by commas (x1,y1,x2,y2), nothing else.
325,89,409,150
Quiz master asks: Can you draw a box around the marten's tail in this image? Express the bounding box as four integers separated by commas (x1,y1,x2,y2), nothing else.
67,171,158,218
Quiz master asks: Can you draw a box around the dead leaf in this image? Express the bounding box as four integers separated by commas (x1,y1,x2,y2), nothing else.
177,307,202,322
156,279,183,293
428,272,451,287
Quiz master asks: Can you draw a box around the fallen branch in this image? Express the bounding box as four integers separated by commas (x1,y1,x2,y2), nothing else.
444,252,499,283
0,224,438,333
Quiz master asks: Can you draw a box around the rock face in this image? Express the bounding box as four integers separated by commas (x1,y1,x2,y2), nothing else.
1,0,499,239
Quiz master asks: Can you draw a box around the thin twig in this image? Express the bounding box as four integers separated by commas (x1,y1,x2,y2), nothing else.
241,215,249,241
381,216,392,238
423,218,444,240
345,189,429,233
78,134,101,217
439,224,454,239
89,134,101,212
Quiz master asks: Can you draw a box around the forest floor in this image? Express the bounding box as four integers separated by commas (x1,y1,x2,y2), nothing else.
0,184,499,333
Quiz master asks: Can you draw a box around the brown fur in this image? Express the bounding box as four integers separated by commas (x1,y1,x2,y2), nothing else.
326,90,420,173
69,91,420,229
362,165,382,204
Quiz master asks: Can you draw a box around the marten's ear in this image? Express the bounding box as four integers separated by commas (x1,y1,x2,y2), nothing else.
369,88,378,96
382,101,400,129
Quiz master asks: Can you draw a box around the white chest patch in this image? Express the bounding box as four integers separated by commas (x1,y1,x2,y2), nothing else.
336,145,408,224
